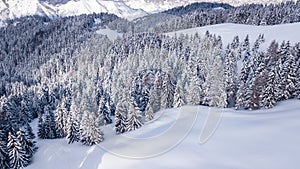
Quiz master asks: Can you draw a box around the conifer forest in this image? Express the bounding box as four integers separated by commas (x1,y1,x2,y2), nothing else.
0,1,300,168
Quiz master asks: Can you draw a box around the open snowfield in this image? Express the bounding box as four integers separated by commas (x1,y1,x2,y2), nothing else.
27,99,300,169
166,23,300,49
96,28,123,42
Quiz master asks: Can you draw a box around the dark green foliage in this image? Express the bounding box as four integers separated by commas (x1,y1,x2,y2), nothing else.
7,131,30,169
66,113,80,144
0,128,9,169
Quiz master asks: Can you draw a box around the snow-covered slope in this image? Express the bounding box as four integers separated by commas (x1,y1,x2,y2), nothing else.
0,0,147,21
96,28,123,42
123,0,287,13
166,23,300,49
26,99,300,169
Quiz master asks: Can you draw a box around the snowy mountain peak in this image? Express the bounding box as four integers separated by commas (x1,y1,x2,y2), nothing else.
0,0,148,22
0,0,289,23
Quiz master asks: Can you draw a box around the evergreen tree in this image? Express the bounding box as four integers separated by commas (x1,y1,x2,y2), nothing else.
23,124,37,154
24,123,35,141
66,113,80,144
274,62,284,101
37,115,46,139
241,35,251,62
145,102,154,122
7,131,29,169
173,79,186,108
0,137,9,169
17,129,35,165
224,45,238,107
161,72,175,109
245,58,267,110
187,65,203,105
126,102,142,132
114,89,128,134
43,106,57,139
98,97,112,125
295,44,300,98
150,72,162,112
260,67,277,108
282,50,297,99
235,81,246,110
236,36,254,110
55,102,68,138
203,38,227,108
114,100,128,134
80,111,104,146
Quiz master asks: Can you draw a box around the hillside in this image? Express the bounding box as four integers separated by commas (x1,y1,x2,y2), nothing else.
124,0,286,13
166,22,300,49
1,1,300,168
23,22,300,169
26,99,300,169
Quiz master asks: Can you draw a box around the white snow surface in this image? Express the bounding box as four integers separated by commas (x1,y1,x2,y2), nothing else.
27,99,300,169
0,0,147,21
96,28,123,41
166,23,300,49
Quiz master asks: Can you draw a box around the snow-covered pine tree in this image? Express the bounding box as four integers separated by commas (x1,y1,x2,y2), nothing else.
187,62,203,105
145,102,154,122
43,106,57,139
17,129,35,165
0,131,9,169
265,40,279,67
55,101,68,138
295,43,300,98
150,72,162,112
245,61,267,110
114,88,128,134
282,47,297,99
260,66,277,108
275,41,291,101
241,35,251,62
236,37,253,110
224,45,238,107
98,97,112,125
23,124,37,154
235,81,246,110
24,123,35,141
173,79,186,108
273,61,284,101
126,101,142,132
37,115,46,139
80,111,104,146
114,100,128,134
203,37,227,108
161,72,175,109
140,86,150,112
7,131,29,169
66,112,80,144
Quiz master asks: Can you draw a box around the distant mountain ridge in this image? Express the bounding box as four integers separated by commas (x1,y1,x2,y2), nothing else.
0,0,147,22
123,0,286,13
0,0,287,24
